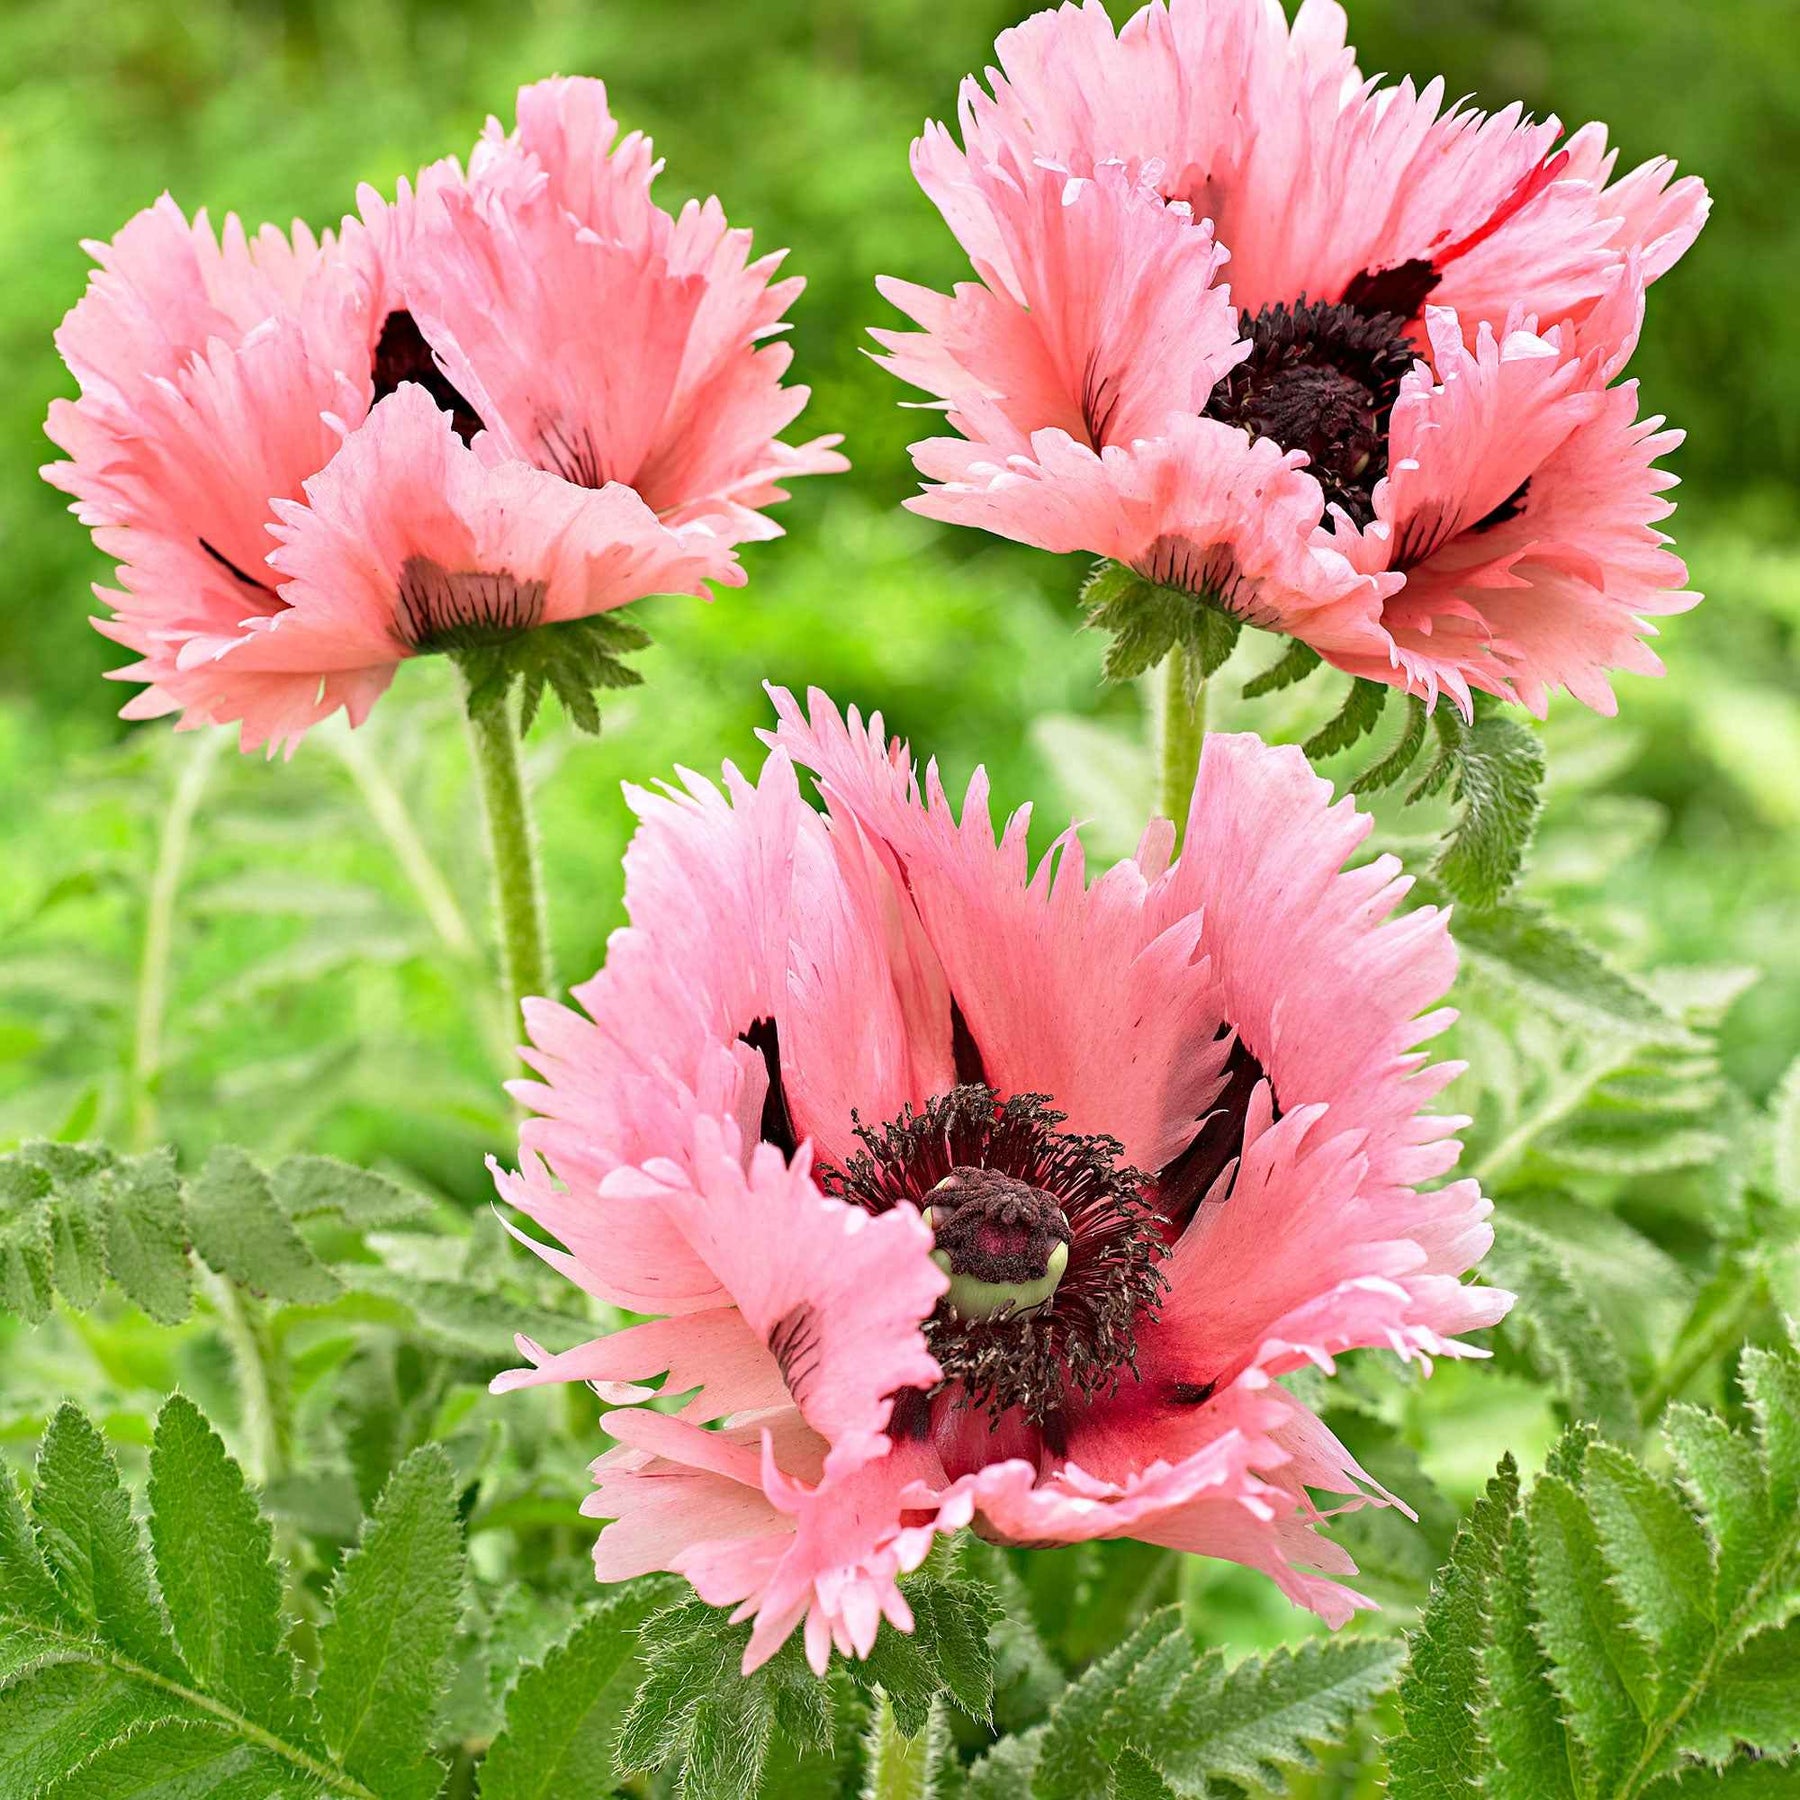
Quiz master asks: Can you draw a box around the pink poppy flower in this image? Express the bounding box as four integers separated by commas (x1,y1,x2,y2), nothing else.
885,0,1708,713
491,688,1508,1672
45,77,843,749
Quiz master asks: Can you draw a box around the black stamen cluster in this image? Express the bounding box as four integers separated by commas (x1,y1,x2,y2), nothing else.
821,1085,1167,1423
1204,299,1417,529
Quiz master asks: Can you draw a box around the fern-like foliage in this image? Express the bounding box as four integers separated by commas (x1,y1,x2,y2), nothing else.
0,1396,463,1799
0,1141,428,1324
1387,1326,1800,1798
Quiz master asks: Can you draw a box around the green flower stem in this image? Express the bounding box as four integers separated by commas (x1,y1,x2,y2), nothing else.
130,728,225,1151
864,1693,940,1800
202,1266,291,1487
460,678,552,1045
1157,644,1207,840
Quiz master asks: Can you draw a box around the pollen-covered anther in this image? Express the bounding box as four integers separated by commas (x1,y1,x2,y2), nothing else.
923,1168,1072,1322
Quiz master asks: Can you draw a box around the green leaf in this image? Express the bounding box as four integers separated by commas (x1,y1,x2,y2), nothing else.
616,1599,831,1800
1486,1218,1640,1442
1528,1474,1654,1792
314,1445,463,1800
850,1571,999,1736
1684,1617,1800,1763
146,1396,299,1738
1387,1456,1520,1798
451,611,650,737
0,1144,192,1325
271,1156,433,1231
0,1663,193,1800
969,1728,1045,1800
1433,714,1546,908
1482,1509,1577,1800
102,1150,194,1326
1078,561,1240,686
37,1720,306,1798
1302,678,1388,759
0,1399,450,1799
1384,1334,1800,1800
31,1406,182,1680
1436,894,1677,1033
479,1583,674,1800
1031,1609,1191,1800
1153,1636,1404,1793
1646,1759,1800,1795
1351,694,1430,793
1241,638,1322,698
186,1147,340,1306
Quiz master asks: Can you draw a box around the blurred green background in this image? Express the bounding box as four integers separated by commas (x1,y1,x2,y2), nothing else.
2,0,1797,1186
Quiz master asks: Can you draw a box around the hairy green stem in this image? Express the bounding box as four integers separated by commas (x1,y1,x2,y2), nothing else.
460,683,552,1044
1157,646,1207,840
330,726,479,960
203,1267,291,1488
864,1693,940,1800
130,730,224,1151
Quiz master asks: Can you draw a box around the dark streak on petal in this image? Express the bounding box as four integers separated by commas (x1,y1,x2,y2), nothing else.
740,1016,799,1159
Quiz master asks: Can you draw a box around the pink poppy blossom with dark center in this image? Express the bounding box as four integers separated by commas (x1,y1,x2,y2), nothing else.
881,0,1709,714
44,77,844,752
489,688,1509,1672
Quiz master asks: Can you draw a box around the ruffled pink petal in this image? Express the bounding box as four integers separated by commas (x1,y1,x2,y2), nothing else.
875,153,1242,458
517,744,938,1186
405,128,841,540
1149,732,1468,1201
762,686,1229,1172
572,1124,946,1475
171,382,732,752
1325,289,1693,715
904,418,1397,671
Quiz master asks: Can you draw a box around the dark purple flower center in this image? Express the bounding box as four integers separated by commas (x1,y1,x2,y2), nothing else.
371,309,484,446
1204,299,1416,529
822,1086,1165,1424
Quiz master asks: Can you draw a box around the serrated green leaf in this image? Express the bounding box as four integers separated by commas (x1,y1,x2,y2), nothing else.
1434,892,1676,1033
0,1465,69,1631
1584,1445,1716,1707
1241,638,1322,698
32,1406,182,1681
1032,1609,1190,1800
1482,1508,1577,1800
1110,1747,1181,1800
1665,1405,1776,1624
1741,1335,1800,1517
1528,1474,1654,1792
1156,1635,1404,1793
1303,678,1388,759
314,1445,462,1800
37,1719,306,1799
1434,715,1546,908
1487,1219,1640,1442
1387,1456,1520,1798
0,1663,194,1800
479,1583,673,1800
1352,695,1430,793
617,1599,830,1800
451,612,649,737
146,1397,299,1738
187,1147,339,1306
1079,561,1239,686
852,1572,998,1735
272,1157,432,1231
0,1198,52,1323
104,1151,194,1325
1683,1617,1800,1764
1647,1758,1800,1795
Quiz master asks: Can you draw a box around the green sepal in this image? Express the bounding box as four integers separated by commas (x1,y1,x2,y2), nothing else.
449,611,652,737
1078,560,1241,689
